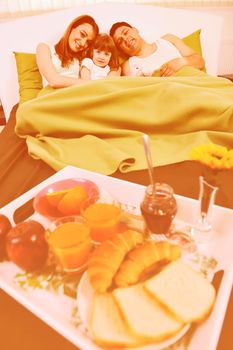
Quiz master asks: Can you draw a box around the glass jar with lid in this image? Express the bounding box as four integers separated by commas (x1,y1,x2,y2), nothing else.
140,183,177,237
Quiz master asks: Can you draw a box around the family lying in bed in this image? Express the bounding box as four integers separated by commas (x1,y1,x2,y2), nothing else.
0,14,232,210
36,14,205,87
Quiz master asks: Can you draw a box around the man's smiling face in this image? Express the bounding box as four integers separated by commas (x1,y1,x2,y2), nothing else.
113,26,142,56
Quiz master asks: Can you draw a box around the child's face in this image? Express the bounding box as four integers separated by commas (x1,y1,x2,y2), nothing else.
93,49,112,67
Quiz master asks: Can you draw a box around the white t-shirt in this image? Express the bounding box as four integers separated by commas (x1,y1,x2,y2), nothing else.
81,58,110,80
50,46,80,78
42,45,80,86
128,39,182,77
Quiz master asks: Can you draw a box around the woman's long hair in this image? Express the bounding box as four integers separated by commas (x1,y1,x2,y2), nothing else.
55,15,99,67
90,33,119,70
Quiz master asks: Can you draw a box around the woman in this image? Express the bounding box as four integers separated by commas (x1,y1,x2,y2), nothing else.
36,15,99,88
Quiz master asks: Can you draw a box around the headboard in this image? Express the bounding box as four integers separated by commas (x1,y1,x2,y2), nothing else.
0,3,223,122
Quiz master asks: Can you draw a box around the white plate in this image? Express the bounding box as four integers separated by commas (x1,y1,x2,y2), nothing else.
77,272,190,350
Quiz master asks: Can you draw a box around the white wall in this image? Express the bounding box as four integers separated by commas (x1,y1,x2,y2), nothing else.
177,6,233,75
0,0,233,16
0,0,233,74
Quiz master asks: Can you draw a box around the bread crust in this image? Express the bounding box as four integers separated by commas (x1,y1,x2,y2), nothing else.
144,259,216,323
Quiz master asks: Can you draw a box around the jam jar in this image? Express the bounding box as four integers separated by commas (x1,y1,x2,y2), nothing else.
140,183,177,236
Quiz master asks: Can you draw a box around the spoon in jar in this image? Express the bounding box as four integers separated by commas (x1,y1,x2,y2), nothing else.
142,134,170,241
142,134,156,191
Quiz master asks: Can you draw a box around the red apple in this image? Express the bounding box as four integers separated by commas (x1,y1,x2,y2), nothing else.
6,220,49,271
0,214,12,260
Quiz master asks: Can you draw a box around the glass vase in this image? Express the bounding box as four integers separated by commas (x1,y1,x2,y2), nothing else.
193,176,218,243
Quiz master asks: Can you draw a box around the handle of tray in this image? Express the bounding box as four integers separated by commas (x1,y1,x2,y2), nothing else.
208,267,233,349
0,167,75,223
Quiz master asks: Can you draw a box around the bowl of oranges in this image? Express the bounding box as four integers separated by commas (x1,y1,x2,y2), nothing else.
33,178,99,220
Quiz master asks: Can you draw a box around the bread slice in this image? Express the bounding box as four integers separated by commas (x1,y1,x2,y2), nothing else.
90,292,141,347
113,283,184,342
145,259,216,323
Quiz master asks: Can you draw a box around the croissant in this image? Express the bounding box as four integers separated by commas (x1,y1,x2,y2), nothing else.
87,230,144,293
114,241,181,288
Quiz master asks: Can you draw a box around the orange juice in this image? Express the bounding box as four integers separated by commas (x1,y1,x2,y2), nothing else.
82,203,121,242
47,218,92,271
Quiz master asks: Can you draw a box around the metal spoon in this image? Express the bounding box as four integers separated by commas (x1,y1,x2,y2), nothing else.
142,134,156,190
142,134,170,241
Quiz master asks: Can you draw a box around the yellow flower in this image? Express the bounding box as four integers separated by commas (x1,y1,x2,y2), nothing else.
189,143,233,170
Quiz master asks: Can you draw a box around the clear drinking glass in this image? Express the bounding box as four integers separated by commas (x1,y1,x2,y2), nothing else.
191,176,218,243
46,216,93,273
81,201,121,243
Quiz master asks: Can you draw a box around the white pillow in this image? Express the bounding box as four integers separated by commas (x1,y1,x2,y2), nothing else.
0,3,223,121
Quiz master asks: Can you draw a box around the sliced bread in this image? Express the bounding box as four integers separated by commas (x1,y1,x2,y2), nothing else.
90,292,141,347
145,259,216,323
113,283,184,342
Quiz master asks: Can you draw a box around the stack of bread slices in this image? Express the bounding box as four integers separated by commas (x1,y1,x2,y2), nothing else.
84,232,216,348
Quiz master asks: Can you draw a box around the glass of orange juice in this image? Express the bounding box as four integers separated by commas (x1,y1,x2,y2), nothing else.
46,216,93,273
81,200,121,243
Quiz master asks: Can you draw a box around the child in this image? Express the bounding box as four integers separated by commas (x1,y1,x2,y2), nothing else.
80,33,120,80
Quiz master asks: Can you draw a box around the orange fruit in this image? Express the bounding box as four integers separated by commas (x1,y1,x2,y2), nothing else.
57,185,88,215
46,189,71,207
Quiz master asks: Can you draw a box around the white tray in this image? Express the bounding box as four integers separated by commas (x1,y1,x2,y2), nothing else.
0,165,233,350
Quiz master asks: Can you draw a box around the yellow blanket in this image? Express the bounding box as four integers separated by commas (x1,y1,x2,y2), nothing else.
15,67,233,175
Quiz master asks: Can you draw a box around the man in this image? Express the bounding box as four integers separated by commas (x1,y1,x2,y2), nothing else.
110,22,205,77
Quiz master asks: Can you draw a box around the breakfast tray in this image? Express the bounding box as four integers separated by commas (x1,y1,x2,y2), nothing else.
0,165,233,350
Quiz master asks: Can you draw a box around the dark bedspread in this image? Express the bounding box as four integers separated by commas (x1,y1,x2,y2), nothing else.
0,105,55,209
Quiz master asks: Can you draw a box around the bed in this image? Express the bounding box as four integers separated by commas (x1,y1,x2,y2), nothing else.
0,4,232,350
0,2,232,212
